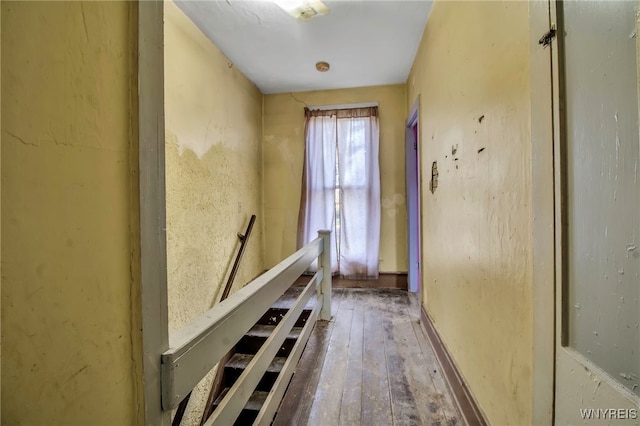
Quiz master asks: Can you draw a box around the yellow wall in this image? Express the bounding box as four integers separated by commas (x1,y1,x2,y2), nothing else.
263,85,408,271
1,1,3,417
164,1,264,421
407,2,533,424
1,2,143,425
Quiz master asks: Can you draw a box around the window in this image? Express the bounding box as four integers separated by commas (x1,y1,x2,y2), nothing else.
297,107,381,279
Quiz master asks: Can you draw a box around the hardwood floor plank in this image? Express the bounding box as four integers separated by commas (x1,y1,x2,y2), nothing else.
381,295,428,425
361,291,393,426
282,289,461,426
396,322,450,426
307,301,353,425
273,290,344,426
385,291,456,425
339,291,364,426
411,316,461,425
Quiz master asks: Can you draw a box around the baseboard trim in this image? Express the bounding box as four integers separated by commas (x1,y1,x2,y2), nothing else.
334,272,407,289
420,306,489,426
295,272,407,290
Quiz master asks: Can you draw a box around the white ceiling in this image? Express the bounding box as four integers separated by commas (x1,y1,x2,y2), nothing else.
175,0,433,94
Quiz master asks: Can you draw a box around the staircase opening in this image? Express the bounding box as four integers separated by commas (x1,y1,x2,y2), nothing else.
209,287,316,424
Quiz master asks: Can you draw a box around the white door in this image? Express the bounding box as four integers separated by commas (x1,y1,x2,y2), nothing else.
554,1,640,423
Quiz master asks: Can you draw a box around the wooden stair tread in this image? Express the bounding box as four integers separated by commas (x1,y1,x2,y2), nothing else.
270,287,317,310
245,324,303,339
226,353,287,373
258,307,312,327
208,287,318,423
213,388,270,412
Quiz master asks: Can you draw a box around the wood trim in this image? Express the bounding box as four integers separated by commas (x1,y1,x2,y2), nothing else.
272,320,335,425
529,1,557,424
318,230,332,320
296,272,407,290
254,298,322,425
162,242,322,409
420,306,488,426
204,277,321,425
407,97,420,127
138,1,170,425
405,96,422,296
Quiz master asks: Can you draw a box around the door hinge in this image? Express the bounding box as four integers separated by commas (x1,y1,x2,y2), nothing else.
538,25,557,48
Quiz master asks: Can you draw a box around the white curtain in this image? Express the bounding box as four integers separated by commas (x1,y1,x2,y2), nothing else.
297,107,380,279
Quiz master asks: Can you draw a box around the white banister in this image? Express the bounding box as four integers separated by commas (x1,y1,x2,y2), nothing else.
161,237,321,409
204,271,322,425
161,231,333,424
253,296,322,425
318,230,332,320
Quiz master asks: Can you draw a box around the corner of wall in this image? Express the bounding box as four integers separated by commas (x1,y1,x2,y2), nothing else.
127,1,145,423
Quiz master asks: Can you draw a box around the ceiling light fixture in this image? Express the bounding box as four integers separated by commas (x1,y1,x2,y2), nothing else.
316,61,330,72
273,0,329,21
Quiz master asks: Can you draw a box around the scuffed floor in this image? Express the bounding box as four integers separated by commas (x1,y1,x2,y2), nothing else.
275,289,462,426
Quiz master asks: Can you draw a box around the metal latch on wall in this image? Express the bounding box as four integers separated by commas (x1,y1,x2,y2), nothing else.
538,24,557,48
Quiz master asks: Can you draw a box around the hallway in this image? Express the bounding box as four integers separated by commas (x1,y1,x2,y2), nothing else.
5,1,639,424
275,289,461,425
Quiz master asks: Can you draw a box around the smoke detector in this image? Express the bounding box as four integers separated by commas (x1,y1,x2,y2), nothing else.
274,0,330,21
316,61,330,72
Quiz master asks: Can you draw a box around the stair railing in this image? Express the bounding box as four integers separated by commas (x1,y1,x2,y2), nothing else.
161,230,332,425
221,214,256,301
172,215,257,426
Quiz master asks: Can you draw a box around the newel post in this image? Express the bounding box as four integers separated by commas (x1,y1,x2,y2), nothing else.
318,230,332,320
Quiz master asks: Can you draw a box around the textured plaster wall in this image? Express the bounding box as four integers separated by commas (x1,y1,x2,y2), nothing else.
164,2,264,422
407,1,533,424
1,2,143,425
263,85,408,271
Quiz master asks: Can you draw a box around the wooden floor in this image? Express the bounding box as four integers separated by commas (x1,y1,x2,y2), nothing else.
274,289,462,426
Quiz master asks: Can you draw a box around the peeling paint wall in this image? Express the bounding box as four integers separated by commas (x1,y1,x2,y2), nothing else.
1,2,143,424
407,1,533,424
164,2,264,422
263,85,408,272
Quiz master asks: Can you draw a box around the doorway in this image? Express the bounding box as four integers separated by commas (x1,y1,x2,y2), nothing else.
406,99,421,294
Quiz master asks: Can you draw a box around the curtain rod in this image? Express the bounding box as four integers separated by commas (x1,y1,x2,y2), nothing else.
307,101,379,111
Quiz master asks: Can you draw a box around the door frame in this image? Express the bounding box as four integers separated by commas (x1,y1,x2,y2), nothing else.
138,1,170,425
529,1,557,424
406,97,422,297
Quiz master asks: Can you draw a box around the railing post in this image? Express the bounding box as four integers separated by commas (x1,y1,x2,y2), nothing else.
318,230,332,320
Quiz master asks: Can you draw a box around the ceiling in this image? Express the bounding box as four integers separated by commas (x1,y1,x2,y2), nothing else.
175,0,433,94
